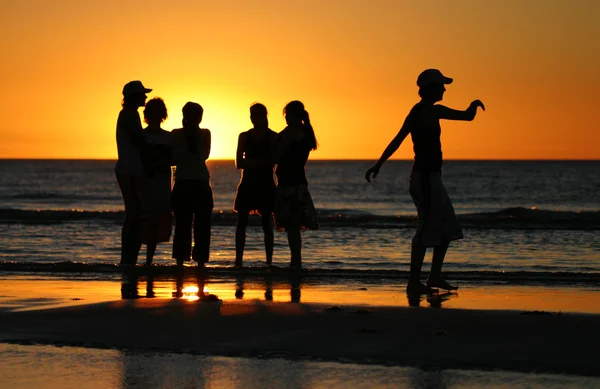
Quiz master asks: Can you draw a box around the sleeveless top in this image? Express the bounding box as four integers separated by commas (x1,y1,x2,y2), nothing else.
408,102,443,172
114,108,144,177
240,129,277,184
171,127,210,180
275,132,310,187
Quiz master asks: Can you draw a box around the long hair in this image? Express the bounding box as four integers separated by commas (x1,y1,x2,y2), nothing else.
283,100,318,151
182,102,204,154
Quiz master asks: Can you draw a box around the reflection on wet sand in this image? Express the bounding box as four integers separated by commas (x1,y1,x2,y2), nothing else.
5,274,600,314
230,274,302,303
122,271,306,304
408,291,458,308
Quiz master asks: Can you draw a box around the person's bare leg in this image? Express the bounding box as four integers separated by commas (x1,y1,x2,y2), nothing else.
145,241,157,267
235,212,249,267
287,227,302,270
406,236,434,295
427,240,458,290
262,213,274,266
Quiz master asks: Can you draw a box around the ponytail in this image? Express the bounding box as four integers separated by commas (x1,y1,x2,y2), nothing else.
283,100,318,151
302,110,318,151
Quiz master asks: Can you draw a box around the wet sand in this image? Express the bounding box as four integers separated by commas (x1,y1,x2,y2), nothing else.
1,277,599,377
3,343,599,389
2,274,600,313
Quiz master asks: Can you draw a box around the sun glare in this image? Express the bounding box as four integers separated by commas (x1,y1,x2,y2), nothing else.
156,93,257,160
181,285,200,301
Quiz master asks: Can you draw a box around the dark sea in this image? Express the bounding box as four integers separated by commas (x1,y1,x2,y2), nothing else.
1,159,599,282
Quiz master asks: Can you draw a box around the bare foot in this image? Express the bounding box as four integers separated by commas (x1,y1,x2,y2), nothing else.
406,280,437,295
426,277,458,291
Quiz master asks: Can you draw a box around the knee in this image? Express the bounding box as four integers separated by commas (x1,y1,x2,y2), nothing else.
412,235,423,248
261,216,273,230
237,214,248,227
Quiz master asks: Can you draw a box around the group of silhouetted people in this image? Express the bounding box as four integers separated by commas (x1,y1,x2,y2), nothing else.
115,81,319,271
115,69,485,295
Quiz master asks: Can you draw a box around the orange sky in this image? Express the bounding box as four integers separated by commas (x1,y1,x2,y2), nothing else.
1,0,599,160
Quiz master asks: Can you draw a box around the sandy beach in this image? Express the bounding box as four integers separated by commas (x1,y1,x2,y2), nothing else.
1,274,599,380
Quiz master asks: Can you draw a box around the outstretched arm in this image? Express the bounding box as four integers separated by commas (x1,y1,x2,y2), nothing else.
434,100,485,121
365,118,411,182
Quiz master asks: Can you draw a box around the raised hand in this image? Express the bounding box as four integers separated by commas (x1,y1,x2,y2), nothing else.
365,165,380,183
470,100,485,111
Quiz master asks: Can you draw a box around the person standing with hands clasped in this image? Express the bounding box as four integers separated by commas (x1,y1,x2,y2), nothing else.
234,103,278,267
365,69,485,295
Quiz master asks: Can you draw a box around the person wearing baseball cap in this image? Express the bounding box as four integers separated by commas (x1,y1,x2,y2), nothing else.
115,80,152,266
365,69,485,296
122,80,153,97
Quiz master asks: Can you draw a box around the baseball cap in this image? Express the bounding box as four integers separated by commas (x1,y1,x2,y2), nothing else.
122,80,152,96
416,69,453,87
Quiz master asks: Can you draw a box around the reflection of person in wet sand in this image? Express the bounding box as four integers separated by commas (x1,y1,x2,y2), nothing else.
366,69,485,295
234,103,278,267
174,270,210,300
232,275,298,302
120,271,155,299
408,291,456,308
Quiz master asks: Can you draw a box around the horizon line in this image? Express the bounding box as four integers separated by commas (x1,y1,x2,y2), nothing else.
1,158,599,162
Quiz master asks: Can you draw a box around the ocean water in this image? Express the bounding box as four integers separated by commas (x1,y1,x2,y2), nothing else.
1,160,599,279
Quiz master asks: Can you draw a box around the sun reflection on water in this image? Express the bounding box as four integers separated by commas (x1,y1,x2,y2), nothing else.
181,286,199,301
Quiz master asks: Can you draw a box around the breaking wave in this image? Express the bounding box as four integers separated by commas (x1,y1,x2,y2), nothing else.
1,207,599,230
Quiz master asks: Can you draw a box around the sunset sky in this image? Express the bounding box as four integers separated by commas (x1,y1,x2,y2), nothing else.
1,0,598,160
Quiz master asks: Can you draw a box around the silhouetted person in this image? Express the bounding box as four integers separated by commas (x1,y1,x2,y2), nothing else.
274,101,319,270
115,80,152,266
234,103,278,267
140,97,173,266
171,102,213,267
365,69,485,295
